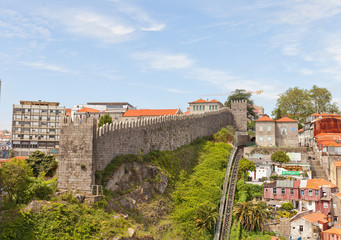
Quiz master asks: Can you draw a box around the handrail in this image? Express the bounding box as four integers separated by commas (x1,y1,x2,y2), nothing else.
214,144,237,240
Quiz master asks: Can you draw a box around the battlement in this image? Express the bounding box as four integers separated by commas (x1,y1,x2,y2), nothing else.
57,102,247,193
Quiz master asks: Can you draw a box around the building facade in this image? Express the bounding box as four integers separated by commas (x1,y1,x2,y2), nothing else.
255,116,298,147
188,99,224,114
12,100,65,156
122,109,182,121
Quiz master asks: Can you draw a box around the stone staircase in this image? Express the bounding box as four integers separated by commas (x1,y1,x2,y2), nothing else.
309,153,328,180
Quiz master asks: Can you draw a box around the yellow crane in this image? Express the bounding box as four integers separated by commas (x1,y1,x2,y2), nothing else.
200,90,263,97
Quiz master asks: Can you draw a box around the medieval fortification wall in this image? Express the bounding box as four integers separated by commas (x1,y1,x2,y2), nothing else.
57,101,247,193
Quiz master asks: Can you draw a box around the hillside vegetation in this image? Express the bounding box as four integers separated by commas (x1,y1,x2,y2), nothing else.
0,127,233,239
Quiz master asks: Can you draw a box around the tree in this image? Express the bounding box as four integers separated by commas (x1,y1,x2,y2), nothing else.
0,158,33,203
272,87,311,124
213,125,234,143
26,151,58,177
225,89,255,119
238,158,256,178
195,203,217,233
98,114,113,128
272,86,340,124
233,201,271,231
271,151,290,164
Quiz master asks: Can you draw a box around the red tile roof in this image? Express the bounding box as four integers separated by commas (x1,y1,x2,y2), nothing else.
298,128,304,133
333,161,341,167
255,115,275,122
209,99,220,103
305,179,337,189
335,192,341,198
66,108,71,116
303,212,328,224
0,156,28,167
78,107,100,113
189,98,207,103
323,227,341,235
315,133,341,140
123,109,180,117
184,111,190,115
276,117,297,122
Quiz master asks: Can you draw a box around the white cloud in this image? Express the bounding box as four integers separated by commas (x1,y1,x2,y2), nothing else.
131,51,194,70
299,68,313,75
20,61,71,73
108,0,165,32
0,8,50,39
277,0,341,25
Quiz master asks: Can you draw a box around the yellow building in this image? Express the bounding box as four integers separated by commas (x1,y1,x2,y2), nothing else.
330,161,341,188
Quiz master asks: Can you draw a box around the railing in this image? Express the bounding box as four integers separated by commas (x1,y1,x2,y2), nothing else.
214,145,238,240
91,185,103,196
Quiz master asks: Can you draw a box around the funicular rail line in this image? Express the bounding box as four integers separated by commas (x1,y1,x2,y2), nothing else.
215,146,244,240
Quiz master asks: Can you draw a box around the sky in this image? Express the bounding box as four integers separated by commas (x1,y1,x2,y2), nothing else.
2,0,341,130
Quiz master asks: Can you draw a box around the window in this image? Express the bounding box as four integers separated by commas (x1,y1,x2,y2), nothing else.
301,190,304,196
281,127,287,135
203,106,205,111
209,106,211,110
215,105,217,110
259,136,263,141
281,188,285,195
267,126,271,131
290,189,294,195
196,106,198,110
193,106,195,111
199,106,202,110
315,190,319,196
334,203,337,209
299,225,303,232
324,202,328,208
268,136,271,141
259,126,263,131
309,190,312,196
273,188,277,194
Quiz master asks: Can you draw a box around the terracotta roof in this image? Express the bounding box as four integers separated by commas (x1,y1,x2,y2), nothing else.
184,111,190,115
66,108,71,116
323,227,341,235
335,192,341,198
327,142,341,147
303,212,328,224
78,107,100,113
0,156,28,167
276,117,297,122
305,179,337,189
255,115,275,122
334,161,341,167
315,133,341,139
209,99,220,103
298,128,304,133
123,109,180,117
189,98,207,104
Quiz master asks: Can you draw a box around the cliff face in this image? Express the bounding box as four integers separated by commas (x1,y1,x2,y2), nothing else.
106,162,169,213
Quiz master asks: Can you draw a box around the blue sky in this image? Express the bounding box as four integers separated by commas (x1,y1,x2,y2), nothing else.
1,0,341,129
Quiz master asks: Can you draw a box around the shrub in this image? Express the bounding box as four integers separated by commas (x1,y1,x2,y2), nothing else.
281,202,294,211
213,125,235,143
26,151,58,177
271,151,290,164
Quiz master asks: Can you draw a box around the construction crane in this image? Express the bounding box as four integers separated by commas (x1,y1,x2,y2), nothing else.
200,90,263,97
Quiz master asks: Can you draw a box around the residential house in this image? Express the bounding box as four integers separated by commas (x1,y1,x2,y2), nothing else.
264,179,338,215
331,193,341,225
188,99,224,114
122,109,182,122
255,115,298,147
290,211,328,240
323,225,341,240
331,162,341,190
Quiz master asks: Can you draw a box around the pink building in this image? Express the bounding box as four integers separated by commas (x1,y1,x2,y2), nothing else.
264,179,338,215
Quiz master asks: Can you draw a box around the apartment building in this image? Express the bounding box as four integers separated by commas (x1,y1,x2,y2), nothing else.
12,100,65,156
188,99,224,114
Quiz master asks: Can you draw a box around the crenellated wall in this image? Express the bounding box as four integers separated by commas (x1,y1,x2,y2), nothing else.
57,100,247,193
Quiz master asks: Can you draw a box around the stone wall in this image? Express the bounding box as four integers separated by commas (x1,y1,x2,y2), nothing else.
57,100,247,193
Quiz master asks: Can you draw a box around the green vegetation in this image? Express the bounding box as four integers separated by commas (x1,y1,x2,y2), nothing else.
213,125,235,143
171,142,231,239
26,151,58,177
225,89,255,119
238,158,256,179
271,151,290,164
272,85,339,124
281,202,294,211
98,113,113,128
0,200,131,240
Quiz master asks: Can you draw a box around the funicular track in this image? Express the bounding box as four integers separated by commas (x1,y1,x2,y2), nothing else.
214,146,244,240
